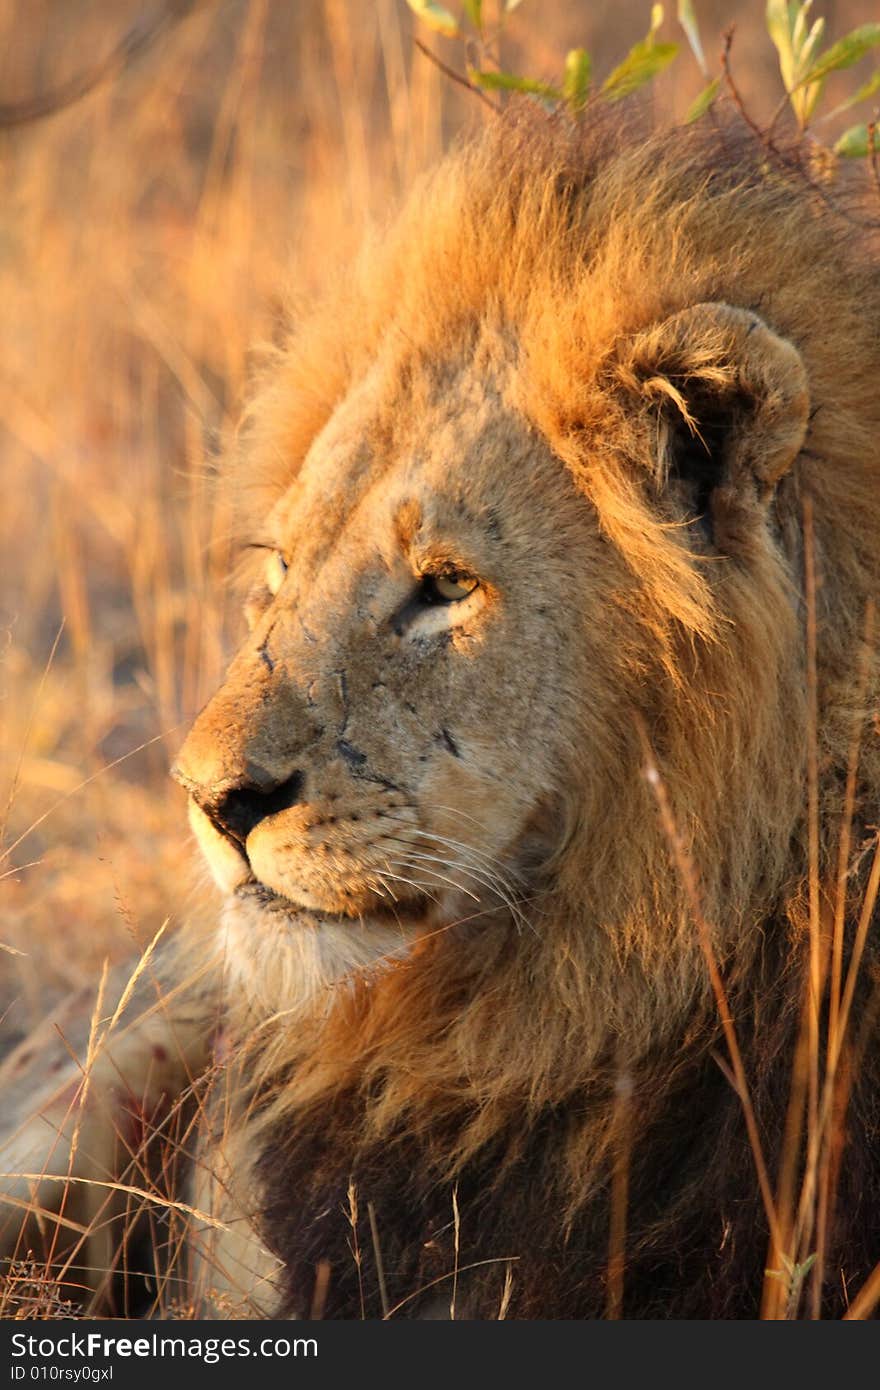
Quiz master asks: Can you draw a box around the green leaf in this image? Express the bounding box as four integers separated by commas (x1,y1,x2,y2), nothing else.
563,48,592,113
685,75,720,122
678,0,707,76
849,69,880,105
799,23,880,86
765,0,793,67
765,1250,818,1292
765,1,828,128
469,68,563,100
405,0,460,38
818,69,880,121
463,0,483,29
766,2,819,91
799,16,827,73
793,5,824,65
834,122,877,157
602,39,679,101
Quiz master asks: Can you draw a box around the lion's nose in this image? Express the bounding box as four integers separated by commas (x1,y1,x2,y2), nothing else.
173,764,305,847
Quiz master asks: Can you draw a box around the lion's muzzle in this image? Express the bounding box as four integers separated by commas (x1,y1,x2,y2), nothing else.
175,762,305,848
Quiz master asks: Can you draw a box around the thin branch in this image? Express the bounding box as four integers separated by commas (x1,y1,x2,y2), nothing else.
868,121,880,205
413,38,500,114
0,1,201,130
720,27,766,143
720,27,880,232
765,89,795,142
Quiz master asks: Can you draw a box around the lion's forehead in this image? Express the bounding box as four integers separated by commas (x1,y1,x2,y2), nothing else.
268,355,588,596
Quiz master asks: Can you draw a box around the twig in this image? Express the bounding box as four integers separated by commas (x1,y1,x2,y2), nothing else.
720,27,766,144
720,28,880,233
868,122,880,204
765,90,795,142
0,1,202,130
413,38,500,114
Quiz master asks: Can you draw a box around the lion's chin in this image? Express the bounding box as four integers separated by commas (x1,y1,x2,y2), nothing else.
214,882,419,1018
233,878,431,928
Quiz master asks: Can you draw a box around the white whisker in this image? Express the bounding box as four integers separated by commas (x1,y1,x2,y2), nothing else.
372,866,441,905
382,851,536,939
382,856,481,904
377,828,532,934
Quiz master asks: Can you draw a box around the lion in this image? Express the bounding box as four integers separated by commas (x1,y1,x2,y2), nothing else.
3,108,880,1320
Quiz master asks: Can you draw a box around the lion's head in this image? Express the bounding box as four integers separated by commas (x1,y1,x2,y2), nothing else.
175,343,597,991
173,114,880,1243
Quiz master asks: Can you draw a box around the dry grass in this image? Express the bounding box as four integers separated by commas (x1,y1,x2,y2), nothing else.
1,0,879,1320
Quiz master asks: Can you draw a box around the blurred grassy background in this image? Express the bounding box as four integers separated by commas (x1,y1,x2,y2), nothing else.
0,0,875,1031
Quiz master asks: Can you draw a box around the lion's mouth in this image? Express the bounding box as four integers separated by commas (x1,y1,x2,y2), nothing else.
233,879,433,932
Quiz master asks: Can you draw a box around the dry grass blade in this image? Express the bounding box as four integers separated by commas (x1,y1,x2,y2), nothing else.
497,1261,514,1319
346,1179,365,1320
606,1065,633,1320
836,833,880,1051
367,1200,389,1318
0,730,184,866
41,962,110,1280
0,1193,88,1236
811,599,877,1315
636,715,783,1257
450,1184,460,1320
827,601,875,1069
309,1259,331,1319
383,1257,520,1320
0,1176,229,1231
843,1258,880,1319
801,493,823,1298
104,920,169,1038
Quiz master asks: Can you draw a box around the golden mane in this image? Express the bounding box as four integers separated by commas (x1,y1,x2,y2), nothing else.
236,108,880,639
208,109,880,1317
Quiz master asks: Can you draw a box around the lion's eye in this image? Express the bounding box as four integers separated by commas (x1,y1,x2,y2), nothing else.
265,551,289,597
421,571,479,604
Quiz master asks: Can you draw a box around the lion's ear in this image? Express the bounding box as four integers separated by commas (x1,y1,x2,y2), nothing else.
617,302,810,545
